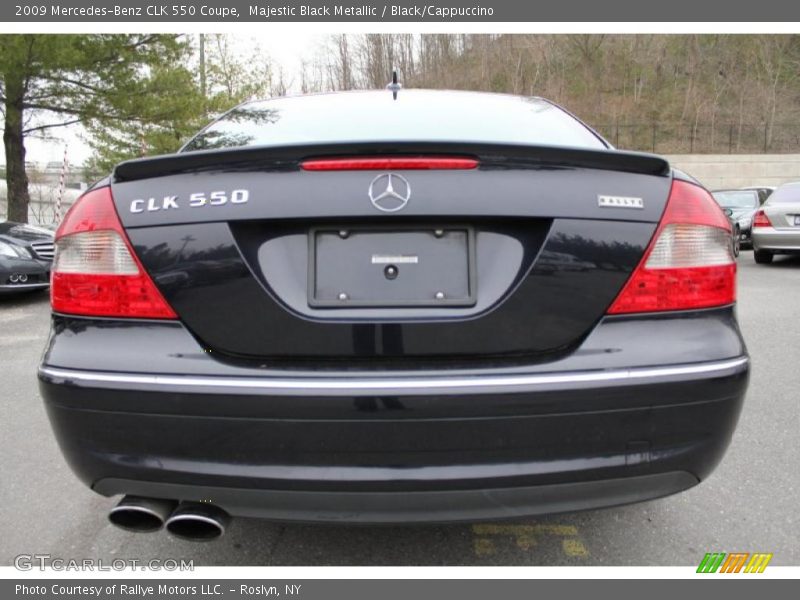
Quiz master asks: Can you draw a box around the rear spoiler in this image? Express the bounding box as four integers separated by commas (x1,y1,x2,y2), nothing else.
113,142,671,183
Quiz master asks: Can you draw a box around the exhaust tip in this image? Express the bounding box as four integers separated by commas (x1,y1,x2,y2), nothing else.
166,503,230,542
108,496,177,533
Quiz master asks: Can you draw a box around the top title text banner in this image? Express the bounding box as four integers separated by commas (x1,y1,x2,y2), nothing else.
4,1,800,22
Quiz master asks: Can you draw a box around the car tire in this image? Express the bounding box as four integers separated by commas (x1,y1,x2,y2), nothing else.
754,249,773,264
732,227,741,257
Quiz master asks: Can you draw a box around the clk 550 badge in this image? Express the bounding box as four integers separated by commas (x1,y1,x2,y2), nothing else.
598,195,644,209
130,195,178,213
129,189,249,213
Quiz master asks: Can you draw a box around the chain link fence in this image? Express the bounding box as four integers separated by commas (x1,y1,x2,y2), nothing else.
595,123,800,154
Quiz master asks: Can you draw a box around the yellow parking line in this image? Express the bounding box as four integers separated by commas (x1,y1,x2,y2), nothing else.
474,537,497,556
515,534,537,550
471,523,578,536
562,539,589,557
470,522,589,559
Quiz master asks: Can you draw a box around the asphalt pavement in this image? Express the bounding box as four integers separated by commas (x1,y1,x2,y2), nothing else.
1,251,798,566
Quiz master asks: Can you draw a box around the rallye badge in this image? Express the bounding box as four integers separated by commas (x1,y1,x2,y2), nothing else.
597,195,644,209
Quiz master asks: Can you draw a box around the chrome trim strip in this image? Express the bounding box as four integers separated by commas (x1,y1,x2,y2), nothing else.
39,357,749,396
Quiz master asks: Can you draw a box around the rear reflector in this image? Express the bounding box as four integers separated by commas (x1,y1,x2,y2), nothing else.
301,156,479,171
607,180,735,314
51,187,177,319
753,209,772,228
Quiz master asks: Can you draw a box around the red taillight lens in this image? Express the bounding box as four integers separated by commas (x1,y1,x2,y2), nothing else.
51,187,177,319
301,156,479,171
753,209,772,228
607,180,736,315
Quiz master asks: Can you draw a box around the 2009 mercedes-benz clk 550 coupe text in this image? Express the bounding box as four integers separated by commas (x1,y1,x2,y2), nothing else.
38,89,749,540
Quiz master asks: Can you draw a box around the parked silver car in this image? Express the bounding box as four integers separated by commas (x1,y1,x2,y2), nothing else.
751,181,800,264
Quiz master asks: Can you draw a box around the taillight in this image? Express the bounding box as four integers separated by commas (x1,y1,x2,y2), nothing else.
753,209,773,228
301,156,479,171
607,179,736,314
51,187,177,319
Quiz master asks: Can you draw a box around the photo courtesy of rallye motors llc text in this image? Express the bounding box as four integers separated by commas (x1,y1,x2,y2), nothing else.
15,584,298,597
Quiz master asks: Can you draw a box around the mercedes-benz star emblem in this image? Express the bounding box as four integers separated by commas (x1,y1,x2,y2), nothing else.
368,173,411,212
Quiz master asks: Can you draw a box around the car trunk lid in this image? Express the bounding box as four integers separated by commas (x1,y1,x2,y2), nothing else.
111,143,671,366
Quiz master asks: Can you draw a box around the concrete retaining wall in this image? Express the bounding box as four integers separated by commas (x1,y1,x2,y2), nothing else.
663,154,800,190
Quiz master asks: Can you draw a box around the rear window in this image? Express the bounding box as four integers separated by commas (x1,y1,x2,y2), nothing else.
766,183,800,204
182,90,607,153
712,191,759,209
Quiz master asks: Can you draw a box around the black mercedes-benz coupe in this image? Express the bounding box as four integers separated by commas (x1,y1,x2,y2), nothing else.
0,221,54,294
38,89,749,540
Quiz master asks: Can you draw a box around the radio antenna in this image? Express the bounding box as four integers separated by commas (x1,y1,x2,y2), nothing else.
386,69,402,100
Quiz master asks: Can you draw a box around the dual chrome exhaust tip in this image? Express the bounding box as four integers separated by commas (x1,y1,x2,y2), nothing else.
165,502,230,541
108,496,229,541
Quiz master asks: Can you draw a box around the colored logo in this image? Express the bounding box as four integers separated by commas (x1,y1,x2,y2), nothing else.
697,552,773,573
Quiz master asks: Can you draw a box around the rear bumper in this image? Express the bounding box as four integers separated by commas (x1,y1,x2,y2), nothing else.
92,472,699,524
38,309,749,523
0,259,50,293
752,228,800,251
0,282,49,294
